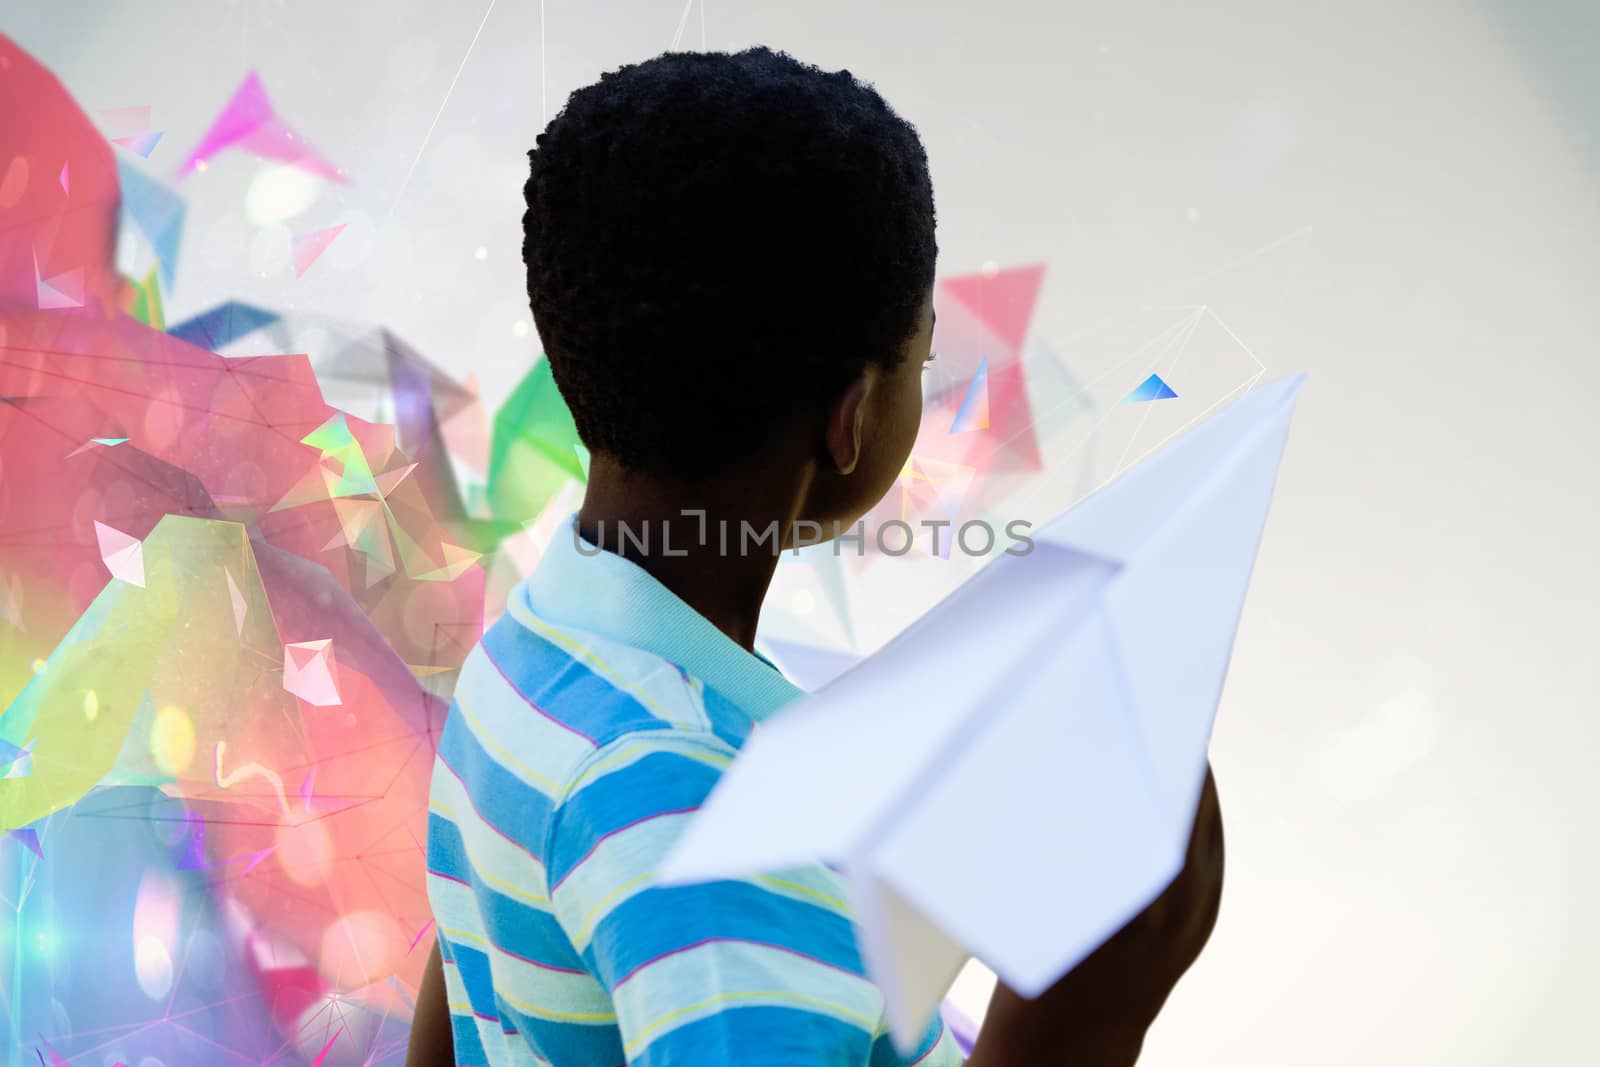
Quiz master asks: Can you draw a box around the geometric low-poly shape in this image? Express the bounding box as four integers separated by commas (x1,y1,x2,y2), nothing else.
6,826,43,858
33,250,85,310
283,638,340,706
225,569,248,635
35,1036,71,1067
308,1025,345,1067
487,355,587,525
176,72,348,185
111,131,164,158
123,265,165,329
374,462,417,499
116,160,186,289
947,356,991,435
940,263,1046,355
0,738,31,777
93,520,146,587
167,300,279,350
292,224,345,280
412,541,481,583
1123,372,1179,403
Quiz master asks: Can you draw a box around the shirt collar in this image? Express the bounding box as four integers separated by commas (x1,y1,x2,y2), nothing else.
517,514,804,721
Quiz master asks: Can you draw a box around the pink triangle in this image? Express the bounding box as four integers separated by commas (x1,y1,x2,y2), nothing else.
33,250,85,309
309,1025,345,1067
940,263,1047,354
36,272,84,310
176,72,274,179
58,162,69,195
239,122,348,183
292,224,346,279
111,131,165,159
36,1036,70,1067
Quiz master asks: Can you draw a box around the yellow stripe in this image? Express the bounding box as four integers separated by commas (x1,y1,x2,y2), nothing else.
508,602,680,726
566,868,655,946
567,736,731,793
753,874,850,914
452,685,561,793
430,800,551,906
624,990,878,1057
439,923,492,950
496,985,619,1025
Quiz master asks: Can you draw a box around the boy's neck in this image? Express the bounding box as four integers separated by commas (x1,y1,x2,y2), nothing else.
575,453,814,653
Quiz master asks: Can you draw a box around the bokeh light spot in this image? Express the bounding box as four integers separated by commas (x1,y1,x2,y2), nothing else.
150,705,195,774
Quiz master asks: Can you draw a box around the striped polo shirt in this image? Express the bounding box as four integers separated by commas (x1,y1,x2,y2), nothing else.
425,522,962,1066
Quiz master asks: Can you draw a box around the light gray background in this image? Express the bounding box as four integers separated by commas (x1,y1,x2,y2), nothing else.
6,1,1597,1063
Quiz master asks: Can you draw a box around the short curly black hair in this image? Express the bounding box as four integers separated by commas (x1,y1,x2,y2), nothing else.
522,46,938,476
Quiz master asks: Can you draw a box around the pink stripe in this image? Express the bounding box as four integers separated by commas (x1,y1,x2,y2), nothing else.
480,644,602,746
611,936,862,992
488,940,590,976
549,806,700,892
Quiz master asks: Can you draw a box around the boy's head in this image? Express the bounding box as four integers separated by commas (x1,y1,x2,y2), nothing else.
524,46,938,532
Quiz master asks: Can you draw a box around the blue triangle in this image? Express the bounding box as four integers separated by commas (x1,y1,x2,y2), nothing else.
947,355,990,434
116,159,186,290
169,301,280,351
1123,372,1179,403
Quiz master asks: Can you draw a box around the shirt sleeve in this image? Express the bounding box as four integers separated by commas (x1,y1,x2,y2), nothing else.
544,727,957,1067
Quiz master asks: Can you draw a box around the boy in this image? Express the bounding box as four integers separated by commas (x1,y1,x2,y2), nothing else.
409,47,1223,1066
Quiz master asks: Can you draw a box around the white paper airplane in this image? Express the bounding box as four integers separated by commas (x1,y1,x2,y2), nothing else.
658,374,1307,1050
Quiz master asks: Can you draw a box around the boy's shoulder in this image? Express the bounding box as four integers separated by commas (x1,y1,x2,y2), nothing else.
456,601,763,796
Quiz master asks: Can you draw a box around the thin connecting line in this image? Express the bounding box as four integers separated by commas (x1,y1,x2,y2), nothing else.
1112,306,1204,474
670,0,696,50
389,0,500,217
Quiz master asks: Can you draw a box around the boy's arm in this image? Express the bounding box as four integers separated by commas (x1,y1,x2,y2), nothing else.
405,938,456,1067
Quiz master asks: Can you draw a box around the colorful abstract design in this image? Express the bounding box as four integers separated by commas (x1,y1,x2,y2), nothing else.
1,35,478,1066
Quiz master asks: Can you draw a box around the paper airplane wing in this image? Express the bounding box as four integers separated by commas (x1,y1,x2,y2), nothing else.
1035,374,1306,563
662,374,1306,1049
657,543,1114,883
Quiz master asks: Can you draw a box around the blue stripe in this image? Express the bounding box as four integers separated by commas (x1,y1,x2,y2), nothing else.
449,939,503,1021
449,1009,490,1065
584,882,866,985
482,615,671,745
428,815,584,969
499,1000,626,1066
547,750,725,885
436,710,554,850
630,1004,874,1067
700,684,760,751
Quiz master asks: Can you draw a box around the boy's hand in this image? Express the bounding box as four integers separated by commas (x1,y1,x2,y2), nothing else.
967,765,1225,1067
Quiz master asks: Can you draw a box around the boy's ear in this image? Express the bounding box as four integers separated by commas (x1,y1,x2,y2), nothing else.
824,371,873,476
